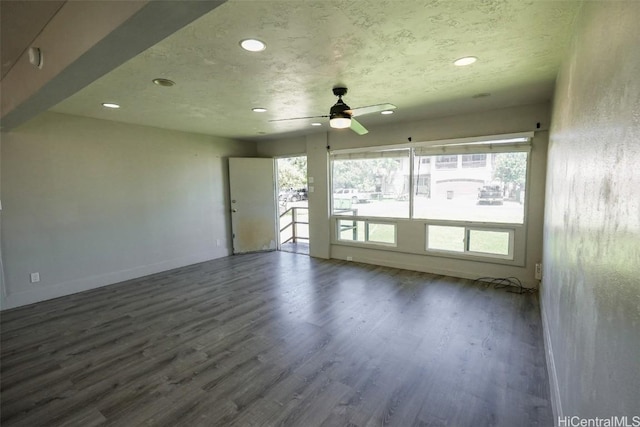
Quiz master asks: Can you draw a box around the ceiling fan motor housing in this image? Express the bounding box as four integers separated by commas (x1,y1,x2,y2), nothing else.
330,100,351,119
330,87,351,118
332,87,348,97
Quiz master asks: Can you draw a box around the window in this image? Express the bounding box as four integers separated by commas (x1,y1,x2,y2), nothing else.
417,176,430,185
330,133,532,263
427,225,465,252
331,149,410,218
435,155,458,169
426,225,514,259
338,219,396,246
413,151,528,224
461,153,487,168
467,229,511,256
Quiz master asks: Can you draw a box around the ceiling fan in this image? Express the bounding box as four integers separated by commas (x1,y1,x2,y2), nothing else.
270,87,396,135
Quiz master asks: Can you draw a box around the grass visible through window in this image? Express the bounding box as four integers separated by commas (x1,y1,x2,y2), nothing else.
468,229,510,255
427,225,465,252
368,223,395,244
338,220,395,245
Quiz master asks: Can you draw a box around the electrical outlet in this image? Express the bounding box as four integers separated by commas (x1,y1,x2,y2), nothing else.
30,272,40,283
535,263,542,280
347,256,353,261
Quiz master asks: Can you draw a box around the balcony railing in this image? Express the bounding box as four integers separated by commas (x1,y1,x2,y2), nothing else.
279,206,309,244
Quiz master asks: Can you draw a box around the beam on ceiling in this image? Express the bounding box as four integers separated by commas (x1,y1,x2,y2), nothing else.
0,0,227,131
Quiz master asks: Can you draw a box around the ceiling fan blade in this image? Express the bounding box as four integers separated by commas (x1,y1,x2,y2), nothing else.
269,115,328,122
350,117,368,135
350,103,396,117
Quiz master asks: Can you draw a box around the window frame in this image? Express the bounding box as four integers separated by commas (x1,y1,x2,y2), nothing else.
329,132,533,264
425,224,515,260
330,148,411,219
336,217,397,247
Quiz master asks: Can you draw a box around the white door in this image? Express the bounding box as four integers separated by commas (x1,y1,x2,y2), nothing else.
229,158,278,254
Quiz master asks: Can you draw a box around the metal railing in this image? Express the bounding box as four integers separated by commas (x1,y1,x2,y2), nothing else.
333,208,359,241
279,207,309,244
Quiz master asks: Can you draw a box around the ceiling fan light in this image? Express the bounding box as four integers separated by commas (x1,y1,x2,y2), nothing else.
330,117,351,129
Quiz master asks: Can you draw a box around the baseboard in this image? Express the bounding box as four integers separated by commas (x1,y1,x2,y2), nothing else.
1,248,230,310
343,255,481,282
540,294,563,424
330,251,533,287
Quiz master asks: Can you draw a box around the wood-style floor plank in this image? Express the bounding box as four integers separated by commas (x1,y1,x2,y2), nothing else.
1,252,552,426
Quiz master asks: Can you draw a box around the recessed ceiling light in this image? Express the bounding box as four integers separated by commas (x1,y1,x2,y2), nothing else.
454,56,478,66
240,39,266,52
152,78,175,87
252,107,267,113
381,110,394,115
311,122,322,126
101,103,120,109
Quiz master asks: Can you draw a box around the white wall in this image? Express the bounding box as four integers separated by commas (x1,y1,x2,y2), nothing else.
305,133,331,259
257,135,306,158
258,103,549,286
542,1,640,421
0,112,255,309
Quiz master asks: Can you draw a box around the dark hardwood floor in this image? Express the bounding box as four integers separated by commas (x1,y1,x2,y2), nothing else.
0,252,553,426
279,242,310,256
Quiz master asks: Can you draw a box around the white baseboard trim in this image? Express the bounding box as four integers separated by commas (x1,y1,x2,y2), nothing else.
330,252,524,285
541,295,563,424
350,255,480,281
1,248,230,310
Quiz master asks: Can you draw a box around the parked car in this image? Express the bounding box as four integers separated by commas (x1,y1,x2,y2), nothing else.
291,188,308,202
477,185,503,205
279,188,308,202
333,188,371,203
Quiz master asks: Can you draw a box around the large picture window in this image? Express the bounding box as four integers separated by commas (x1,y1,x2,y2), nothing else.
331,149,410,218
330,133,532,261
413,151,528,224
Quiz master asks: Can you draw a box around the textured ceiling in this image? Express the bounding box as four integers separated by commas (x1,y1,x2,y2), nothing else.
50,0,581,141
